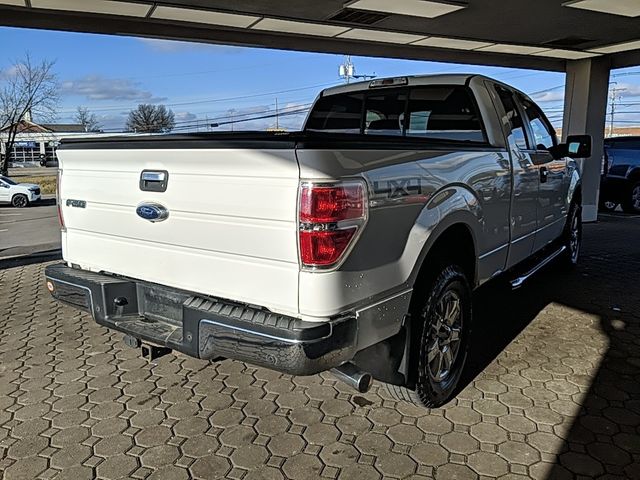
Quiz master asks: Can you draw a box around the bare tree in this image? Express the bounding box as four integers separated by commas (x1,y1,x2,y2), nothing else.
126,104,175,133
75,106,102,132
0,54,59,175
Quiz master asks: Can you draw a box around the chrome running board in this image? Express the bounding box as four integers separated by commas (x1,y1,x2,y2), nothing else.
510,246,567,289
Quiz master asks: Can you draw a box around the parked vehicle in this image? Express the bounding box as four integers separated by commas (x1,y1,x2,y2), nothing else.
600,200,619,212
44,75,591,407
39,155,59,168
601,136,640,213
0,175,42,208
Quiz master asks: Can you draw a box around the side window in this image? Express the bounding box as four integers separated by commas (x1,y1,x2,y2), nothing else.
617,138,640,150
406,87,486,142
305,92,363,133
364,91,407,136
495,86,528,150
519,96,556,150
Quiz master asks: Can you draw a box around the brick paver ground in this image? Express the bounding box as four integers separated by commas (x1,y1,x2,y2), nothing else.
0,213,639,480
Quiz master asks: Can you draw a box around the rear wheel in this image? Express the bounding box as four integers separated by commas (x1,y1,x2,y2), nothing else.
385,264,472,408
621,182,640,214
11,194,28,208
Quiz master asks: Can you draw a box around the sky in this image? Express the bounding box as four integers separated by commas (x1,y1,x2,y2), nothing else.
2,26,640,133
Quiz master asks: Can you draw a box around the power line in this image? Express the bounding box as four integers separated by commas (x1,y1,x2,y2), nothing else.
98,103,313,133
209,107,310,128
528,85,564,96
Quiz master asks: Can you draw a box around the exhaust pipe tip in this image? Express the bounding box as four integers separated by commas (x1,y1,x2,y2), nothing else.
331,362,373,393
355,372,373,393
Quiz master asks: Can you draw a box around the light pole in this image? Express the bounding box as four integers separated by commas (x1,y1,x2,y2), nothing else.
339,56,376,84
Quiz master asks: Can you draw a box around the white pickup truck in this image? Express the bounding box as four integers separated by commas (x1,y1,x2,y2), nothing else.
45,74,591,407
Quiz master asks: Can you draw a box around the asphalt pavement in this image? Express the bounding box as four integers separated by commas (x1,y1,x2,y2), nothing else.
0,197,61,259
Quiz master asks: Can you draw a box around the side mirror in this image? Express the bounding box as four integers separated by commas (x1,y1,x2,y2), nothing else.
566,134,592,158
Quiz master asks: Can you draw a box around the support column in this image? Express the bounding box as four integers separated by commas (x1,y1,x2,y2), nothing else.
562,57,611,222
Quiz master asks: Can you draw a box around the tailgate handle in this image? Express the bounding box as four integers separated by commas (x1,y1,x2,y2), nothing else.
140,170,168,192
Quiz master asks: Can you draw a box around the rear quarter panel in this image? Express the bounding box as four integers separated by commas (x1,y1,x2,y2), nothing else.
296,146,512,318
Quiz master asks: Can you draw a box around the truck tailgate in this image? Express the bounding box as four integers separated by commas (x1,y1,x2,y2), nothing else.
58,144,300,316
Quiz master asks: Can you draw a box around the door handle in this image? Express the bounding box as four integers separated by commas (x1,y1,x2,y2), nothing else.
140,170,169,192
540,166,548,183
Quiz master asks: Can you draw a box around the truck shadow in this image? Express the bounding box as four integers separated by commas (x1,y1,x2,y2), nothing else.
0,198,56,209
34,198,57,207
463,215,640,478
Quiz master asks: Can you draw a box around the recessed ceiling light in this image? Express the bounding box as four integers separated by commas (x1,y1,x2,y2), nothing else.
251,18,350,37
347,0,465,19
564,0,640,17
337,28,426,44
589,40,640,54
151,6,260,28
411,36,494,50
475,44,549,55
0,0,26,6
30,0,151,17
532,49,600,60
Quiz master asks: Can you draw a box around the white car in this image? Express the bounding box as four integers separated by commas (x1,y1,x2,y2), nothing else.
0,175,42,208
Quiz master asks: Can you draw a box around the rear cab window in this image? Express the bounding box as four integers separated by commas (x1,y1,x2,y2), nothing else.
406,87,486,142
364,91,407,136
607,138,640,150
305,92,364,134
305,84,488,144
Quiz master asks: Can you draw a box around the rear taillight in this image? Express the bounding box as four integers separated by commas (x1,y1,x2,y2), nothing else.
300,184,365,223
299,181,367,268
57,169,65,231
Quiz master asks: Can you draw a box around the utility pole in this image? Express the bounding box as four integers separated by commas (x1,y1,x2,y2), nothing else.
275,98,279,129
608,82,626,137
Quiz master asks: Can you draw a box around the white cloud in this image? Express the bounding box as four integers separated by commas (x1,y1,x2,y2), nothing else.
138,38,245,54
0,64,21,79
175,111,197,122
61,75,167,103
614,82,640,98
531,90,564,103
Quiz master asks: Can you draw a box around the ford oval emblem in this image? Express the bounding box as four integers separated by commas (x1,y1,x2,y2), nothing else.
136,203,169,222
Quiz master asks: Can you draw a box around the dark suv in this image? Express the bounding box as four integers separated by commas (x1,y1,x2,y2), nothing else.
601,136,640,213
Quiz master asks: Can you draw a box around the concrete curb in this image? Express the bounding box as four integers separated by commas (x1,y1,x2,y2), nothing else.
0,249,62,269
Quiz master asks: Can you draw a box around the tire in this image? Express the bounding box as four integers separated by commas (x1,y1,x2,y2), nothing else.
11,194,29,208
599,199,618,212
621,182,640,214
560,201,582,267
385,264,472,408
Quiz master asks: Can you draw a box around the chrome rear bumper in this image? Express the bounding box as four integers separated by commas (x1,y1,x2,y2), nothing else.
45,263,357,375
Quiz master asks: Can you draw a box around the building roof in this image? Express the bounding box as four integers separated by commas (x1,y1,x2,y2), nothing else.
41,124,87,133
0,119,51,134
